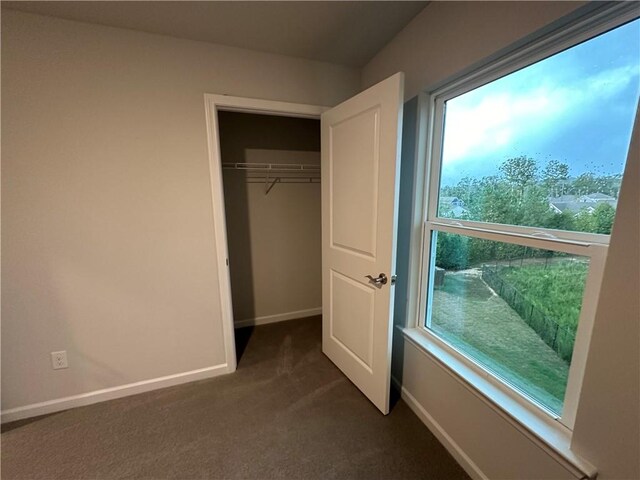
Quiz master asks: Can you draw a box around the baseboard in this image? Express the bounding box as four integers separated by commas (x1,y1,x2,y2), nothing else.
234,307,322,328
392,375,488,480
1,363,231,424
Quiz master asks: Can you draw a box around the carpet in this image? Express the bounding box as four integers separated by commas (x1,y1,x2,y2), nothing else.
1,316,469,479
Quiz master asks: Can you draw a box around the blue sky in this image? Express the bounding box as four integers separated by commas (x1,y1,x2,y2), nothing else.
440,18,640,186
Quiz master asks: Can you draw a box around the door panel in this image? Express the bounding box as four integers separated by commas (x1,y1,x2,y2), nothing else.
330,107,379,257
330,270,375,369
321,73,404,414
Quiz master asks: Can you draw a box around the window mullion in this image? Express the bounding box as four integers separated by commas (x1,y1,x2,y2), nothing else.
427,217,611,246
426,220,594,258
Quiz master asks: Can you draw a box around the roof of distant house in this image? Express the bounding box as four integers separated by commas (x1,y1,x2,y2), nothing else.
549,192,617,214
550,202,597,214
580,192,616,201
549,195,579,203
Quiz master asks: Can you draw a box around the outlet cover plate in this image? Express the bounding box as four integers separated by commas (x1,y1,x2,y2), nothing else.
51,351,68,369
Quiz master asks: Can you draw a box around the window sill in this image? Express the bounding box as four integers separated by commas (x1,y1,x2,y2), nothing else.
399,326,597,479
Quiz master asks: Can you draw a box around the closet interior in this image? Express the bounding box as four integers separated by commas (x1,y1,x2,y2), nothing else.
218,111,322,337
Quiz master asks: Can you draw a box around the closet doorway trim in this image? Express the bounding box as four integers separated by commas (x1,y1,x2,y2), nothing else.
203,94,328,372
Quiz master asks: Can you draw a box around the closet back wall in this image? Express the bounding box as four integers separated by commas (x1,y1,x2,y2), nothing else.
219,112,322,326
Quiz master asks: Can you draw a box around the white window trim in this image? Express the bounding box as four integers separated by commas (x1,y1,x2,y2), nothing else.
402,0,639,465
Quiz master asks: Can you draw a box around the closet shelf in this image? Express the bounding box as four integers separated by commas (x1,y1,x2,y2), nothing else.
222,162,320,172
222,162,320,194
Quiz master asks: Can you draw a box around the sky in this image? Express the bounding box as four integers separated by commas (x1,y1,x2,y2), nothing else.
440,18,640,187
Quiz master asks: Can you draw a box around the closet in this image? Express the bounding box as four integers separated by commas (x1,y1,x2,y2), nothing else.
218,111,322,332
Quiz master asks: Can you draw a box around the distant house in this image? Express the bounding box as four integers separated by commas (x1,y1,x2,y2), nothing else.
548,194,578,204
548,192,617,215
439,196,469,217
549,201,596,215
577,192,617,204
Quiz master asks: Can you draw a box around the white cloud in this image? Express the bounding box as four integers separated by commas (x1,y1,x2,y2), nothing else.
440,64,639,168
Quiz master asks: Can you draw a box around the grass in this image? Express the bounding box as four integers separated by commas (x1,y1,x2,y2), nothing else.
430,269,569,413
499,259,588,330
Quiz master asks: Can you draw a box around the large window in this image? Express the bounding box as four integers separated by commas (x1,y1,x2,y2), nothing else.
420,10,639,424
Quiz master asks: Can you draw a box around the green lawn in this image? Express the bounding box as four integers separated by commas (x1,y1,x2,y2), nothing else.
430,269,569,413
500,259,588,330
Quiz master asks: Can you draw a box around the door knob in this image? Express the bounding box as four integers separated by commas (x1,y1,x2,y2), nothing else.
366,273,388,286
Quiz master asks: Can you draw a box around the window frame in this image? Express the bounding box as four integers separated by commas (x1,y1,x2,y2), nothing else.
409,3,640,431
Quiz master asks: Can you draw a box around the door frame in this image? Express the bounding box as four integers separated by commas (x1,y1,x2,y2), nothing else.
203,94,328,372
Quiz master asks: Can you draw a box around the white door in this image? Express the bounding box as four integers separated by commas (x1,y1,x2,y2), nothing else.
321,72,404,414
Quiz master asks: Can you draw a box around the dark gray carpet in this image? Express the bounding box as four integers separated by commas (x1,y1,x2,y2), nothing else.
1,316,469,479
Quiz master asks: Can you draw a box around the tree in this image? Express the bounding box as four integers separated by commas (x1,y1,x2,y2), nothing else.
441,176,480,211
435,232,469,270
499,156,539,188
439,156,618,268
574,209,595,232
544,210,575,231
542,160,570,196
573,203,615,234
592,203,616,234
522,184,554,227
571,172,598,195
475,175,516,224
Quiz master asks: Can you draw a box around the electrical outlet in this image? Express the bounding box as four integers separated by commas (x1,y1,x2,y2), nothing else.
51,351,68,370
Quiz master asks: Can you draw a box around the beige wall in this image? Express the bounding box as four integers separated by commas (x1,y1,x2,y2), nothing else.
219,112,321,323
362,1,585,99
365,2,639,479
1,10,359,411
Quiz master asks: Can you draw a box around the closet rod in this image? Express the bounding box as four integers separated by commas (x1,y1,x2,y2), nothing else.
222,162,321,194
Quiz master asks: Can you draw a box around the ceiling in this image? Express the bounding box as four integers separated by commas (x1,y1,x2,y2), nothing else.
2,1,428,67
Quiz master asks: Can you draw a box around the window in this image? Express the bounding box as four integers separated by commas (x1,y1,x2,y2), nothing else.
419,10,639,425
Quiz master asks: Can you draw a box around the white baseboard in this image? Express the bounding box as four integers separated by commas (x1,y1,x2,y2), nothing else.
1,363,232,424
234,307,322,328
392,375,488,480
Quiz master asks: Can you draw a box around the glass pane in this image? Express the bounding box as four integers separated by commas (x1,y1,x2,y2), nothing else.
426,231,589,414
438,19,640,235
